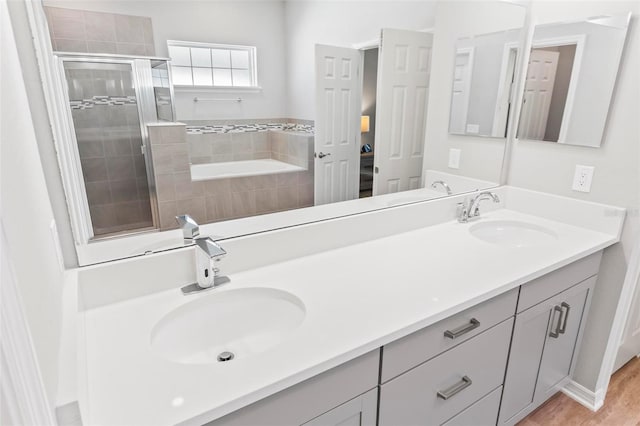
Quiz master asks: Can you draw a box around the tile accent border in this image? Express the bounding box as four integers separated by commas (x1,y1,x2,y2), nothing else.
186,122,315,135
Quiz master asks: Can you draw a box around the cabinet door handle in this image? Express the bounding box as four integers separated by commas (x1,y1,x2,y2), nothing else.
559,302,570,334
437,376,472,400
549,305,563,338
444,318,480,339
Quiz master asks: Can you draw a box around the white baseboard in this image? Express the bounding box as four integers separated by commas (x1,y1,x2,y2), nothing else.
561,380,605,412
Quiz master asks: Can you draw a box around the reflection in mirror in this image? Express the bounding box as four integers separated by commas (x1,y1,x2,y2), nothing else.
518,13,631,147
39,1,524,264
449,29,521,138
151,60,175,122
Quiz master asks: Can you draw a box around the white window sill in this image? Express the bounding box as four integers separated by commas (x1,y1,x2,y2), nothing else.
173,85,263,93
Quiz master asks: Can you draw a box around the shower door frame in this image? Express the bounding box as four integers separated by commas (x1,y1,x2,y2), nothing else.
54,53,162,240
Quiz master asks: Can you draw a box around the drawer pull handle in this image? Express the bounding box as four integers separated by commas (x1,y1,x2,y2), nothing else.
444,318,480,339
549,305,563,338
559,302,570,334
437,376,472,400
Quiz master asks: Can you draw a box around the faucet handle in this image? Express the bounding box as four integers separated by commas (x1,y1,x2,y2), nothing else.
456,202,469,223
175,214,200,240
195,237,226,259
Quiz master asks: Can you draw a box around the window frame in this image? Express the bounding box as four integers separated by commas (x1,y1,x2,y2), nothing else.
166,40,259,90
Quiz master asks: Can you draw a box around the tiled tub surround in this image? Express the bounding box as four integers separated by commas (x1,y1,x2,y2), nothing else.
187,129,312,168
148,124,314,231
66,66,153,236
44,6,155,56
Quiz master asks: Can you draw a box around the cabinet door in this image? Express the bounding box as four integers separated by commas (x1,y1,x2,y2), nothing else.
498,299,554,424
499,277,595,425
302,388,377,426
535,277,593,402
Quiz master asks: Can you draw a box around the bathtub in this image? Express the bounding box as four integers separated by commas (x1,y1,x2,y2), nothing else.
190,159,307,181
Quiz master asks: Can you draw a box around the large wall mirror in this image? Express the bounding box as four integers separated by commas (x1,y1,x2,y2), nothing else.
37,0,525,264
517,13,631,147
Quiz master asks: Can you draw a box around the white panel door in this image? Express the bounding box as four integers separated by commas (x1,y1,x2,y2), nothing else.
314,44,362,205
374,29,433,196
518,49,559,140
449,48,474,134
614,239,640,371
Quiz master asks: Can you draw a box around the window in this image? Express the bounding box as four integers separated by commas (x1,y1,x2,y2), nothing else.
167,41,257,88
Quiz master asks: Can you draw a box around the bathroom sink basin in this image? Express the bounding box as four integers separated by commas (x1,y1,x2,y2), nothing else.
469,220,557,248
150,288,305,364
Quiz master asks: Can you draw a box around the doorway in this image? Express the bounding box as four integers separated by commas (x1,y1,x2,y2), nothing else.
359,47,378,199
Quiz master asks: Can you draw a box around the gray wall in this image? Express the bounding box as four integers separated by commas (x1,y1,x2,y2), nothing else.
508,1,639,392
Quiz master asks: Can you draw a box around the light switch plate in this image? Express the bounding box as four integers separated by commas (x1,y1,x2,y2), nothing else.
572,165,595,193
448,149,461,169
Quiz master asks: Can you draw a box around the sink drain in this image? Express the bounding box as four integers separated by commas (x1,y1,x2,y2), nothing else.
217,351,235,362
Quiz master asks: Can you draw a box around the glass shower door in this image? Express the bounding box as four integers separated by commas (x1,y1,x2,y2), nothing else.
63,61,156,237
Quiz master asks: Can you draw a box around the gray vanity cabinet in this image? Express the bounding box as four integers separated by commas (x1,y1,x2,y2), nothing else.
499,276,595,425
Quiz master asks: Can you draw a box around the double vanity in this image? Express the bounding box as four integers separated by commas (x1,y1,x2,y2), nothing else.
72,186,624,426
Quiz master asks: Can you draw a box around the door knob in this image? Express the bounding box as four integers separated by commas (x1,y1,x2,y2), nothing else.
317,152,331,159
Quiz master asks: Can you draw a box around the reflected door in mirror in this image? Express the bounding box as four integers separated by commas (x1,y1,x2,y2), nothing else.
373,28,433,195
519,49,560,140
314,45,362,205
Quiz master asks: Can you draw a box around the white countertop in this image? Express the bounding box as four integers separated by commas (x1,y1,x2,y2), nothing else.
78,205,621,426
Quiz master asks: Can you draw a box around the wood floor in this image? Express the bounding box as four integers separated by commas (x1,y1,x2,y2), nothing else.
519,356,640,425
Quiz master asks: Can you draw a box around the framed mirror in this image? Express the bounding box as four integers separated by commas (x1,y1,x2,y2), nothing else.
449,29,522,138
517,13,631,147
34,0,526,265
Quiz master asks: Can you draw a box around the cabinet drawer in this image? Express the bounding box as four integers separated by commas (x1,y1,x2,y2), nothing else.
379,319,513,426
517,251,601,313
442,386,502,426
382,288,518,382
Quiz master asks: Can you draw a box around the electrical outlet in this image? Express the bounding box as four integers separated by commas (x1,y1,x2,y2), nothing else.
572,165,595,193
448,148,461,169
466,124,480,134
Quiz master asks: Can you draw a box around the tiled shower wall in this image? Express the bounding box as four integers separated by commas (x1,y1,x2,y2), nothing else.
44,6,155,56
148,124,314,231
67,67,153,236
186,130,310,168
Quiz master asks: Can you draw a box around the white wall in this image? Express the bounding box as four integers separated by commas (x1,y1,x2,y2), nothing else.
1,0,66,408
43,0,289,121
423,1,527,184
284,1,437,120
507,0,640,392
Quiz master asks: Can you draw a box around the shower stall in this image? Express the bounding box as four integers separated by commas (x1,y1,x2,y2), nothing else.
57,54,175,238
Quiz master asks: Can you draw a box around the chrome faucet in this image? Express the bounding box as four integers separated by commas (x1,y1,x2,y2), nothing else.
176,214,199,244
457,191,501,223
176,215,231,295
431,180,453,195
